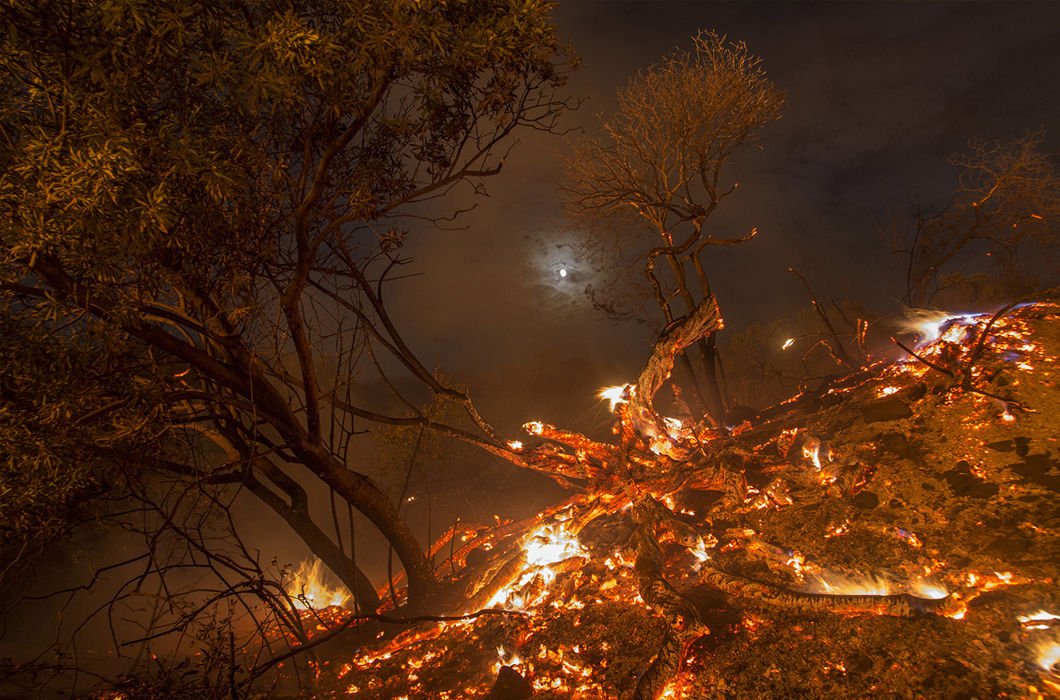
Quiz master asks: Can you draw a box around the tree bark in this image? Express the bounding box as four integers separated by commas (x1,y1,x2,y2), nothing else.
245,474,382,613
30,255,439,611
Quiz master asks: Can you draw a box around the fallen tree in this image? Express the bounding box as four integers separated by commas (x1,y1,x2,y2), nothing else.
2,3,1058,697
257,298,1060,698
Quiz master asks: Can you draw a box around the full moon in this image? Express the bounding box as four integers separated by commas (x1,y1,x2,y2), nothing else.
559,268,567,278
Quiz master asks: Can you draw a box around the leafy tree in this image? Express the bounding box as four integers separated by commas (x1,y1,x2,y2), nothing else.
890,133,1060,307
0,310,150,570
563,31,783,423
0,0,573,623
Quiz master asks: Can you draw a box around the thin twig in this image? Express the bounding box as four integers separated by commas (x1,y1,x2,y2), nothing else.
960,301,1020,387
890,337,956,378
789,268,860,369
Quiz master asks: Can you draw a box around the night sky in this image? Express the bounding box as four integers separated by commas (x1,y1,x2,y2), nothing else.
4,2,1060,662
391,1,1060,427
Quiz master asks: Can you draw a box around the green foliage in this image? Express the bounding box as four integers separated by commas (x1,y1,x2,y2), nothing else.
1,0,570,304
0,309,160,554
0,0,573,619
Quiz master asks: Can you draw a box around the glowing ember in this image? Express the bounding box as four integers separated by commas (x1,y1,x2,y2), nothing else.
599,384,632,411
824,521,849,538
1036,641,1060,672
900,308,978,346
507,440,524,451
1021,611,1060,630
781,337,795,350
947,605,967,620
524,420,544,435
892,527,923,548
286,559,350,610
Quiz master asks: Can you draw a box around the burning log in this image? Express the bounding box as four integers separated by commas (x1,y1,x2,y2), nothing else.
632,295,723,417
464,550,528,613
291,302,1059,698
697,564,962,618
630,496,706,699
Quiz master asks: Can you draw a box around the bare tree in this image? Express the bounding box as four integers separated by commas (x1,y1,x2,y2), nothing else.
563,31,784,424
891,132,1060,307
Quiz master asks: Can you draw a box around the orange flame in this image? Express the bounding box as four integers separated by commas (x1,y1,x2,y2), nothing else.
911,578,949,600
803,572,891,596
286,559,350,610
1021,611,1060,630
899,309,978,346
1036,640,1060,672
488,512,589,610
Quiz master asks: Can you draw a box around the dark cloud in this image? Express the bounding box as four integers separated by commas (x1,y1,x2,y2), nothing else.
395,1,1060,387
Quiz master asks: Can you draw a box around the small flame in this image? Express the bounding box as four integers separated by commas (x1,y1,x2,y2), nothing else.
524,519,587,568
688,535,714,568
286,559,350,610
524,421,544,435
803,572,891,597
1021,611,1060,630
911,578,949,599
786,551,806,579
489,512,589,610
803,437,823,470
900,309,978,346
507,440,524,451
781,338,795,350
599,384,632,412
662,416,684,434
1036,640,1060,672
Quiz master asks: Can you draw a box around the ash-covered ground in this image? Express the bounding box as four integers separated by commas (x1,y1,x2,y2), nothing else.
243,303,1060,699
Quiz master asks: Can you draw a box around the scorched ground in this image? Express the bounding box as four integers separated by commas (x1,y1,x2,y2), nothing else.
267,302,1059,699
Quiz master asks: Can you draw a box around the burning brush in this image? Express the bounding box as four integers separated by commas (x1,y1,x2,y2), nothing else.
285,301,1059,698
